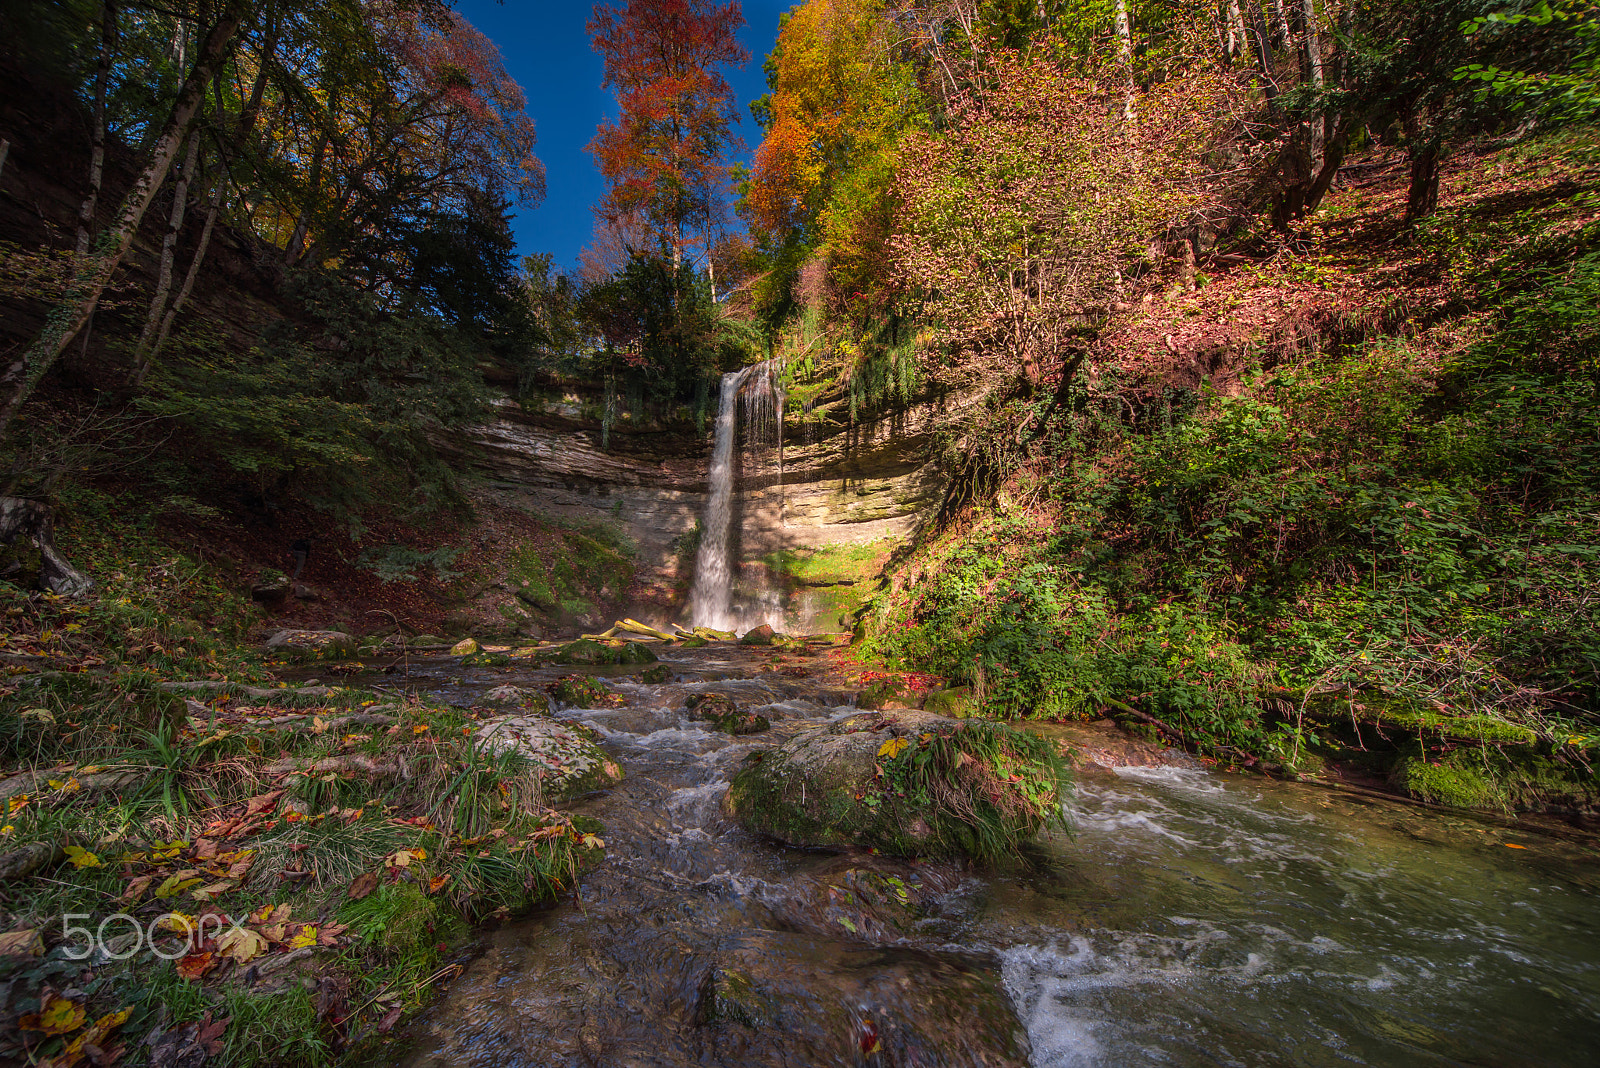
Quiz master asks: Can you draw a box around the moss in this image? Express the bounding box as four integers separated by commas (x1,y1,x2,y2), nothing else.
1391,755,1508,810
922,687,974,718
547,674,616,708
639,664,672,683
697,968,775,1027
552,639,658,665
728,713,1069,863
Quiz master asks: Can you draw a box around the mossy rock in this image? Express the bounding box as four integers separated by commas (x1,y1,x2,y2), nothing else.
727,712,1068,863
462,650,511,667
262,629,357,661
688,693,770,735
639,664,672,684
1390,747,1599,813
681,635,710,649
858,678,918,711
696,967,775,1028
451,638,481,656
411,634,445,647
922,687,974,718
476,714,624,802
546,675,619,709
552,639,658,666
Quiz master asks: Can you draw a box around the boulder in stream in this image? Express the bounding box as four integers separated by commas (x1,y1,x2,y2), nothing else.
476,714,623,801
728,712,1067,862
739,624,775,645
687,694,770,735
552,638,658,666
262,629,356,660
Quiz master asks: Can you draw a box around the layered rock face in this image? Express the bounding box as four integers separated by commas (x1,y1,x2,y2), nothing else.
449,385,962,625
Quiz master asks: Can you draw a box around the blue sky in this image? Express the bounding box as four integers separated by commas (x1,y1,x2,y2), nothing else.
454,0,790,273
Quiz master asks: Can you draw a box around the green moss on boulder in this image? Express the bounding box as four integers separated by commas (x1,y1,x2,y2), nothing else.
553,639,659,666
727,712,1068,863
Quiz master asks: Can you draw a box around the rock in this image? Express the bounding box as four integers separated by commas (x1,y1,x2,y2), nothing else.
693,627,735,641
292,583,322,601
739,624,775,645
696,967,775,1028
858,678,917,711
727,712,1068,862
546,675,620,709
681,635,709,648
639,664,671,684
476,714,624,801
263,630,356,660
451,638,481,656
552,639,658,666
411,634,445,647
481,684,531,705
922,687,974,718
687,693,769,735
251,582,290,604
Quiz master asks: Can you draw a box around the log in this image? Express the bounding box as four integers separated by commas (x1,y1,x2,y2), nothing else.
0,840,63,881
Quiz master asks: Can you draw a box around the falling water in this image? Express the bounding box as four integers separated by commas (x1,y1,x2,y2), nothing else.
690,362,782,631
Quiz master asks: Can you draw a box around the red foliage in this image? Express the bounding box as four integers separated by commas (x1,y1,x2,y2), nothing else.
586,0,749,262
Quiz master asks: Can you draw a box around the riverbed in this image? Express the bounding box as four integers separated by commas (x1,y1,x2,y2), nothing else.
368,643,1599,1067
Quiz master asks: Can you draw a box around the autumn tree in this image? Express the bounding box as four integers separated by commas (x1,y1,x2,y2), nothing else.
741,0,922,312
587,0,749,270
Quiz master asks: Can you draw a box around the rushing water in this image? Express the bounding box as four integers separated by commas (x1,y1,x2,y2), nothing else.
689,362,784,633
387,646,1600,1068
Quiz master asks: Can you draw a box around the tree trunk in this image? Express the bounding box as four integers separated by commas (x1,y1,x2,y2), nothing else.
0,496,93,596
1225,0,1249,61
0,5,247,441
1113,0,1137,121
131,130,201,380
1270,0,1294,48
76,1,118,259
1406,138,1441,224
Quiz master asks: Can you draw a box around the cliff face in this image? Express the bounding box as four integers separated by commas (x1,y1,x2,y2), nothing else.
450,383,961,627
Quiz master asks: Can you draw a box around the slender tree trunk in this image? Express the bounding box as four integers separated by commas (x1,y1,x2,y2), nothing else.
139,39,276,386
285,124,332,267
0,6,248,440
1404,109,1441,224
1225,0,1249,61
76,1,118,259
1113,0,1137,121
1246,3,1279,97
1270,0,1294,48
131,130,201,379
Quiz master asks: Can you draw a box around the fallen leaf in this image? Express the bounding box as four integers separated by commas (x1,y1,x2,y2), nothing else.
242,790,283,817
20,992,87,1036
190,880,234,902
63,844,103,869
175,950,216,981
1505,842,1527,849
269,903,292,924
196,1012,229,1056
580,833,605,850
346,872,379,901
877,737,909,759
225,850,255,879
119,875,153,904
156,872,204,899
316,923,347,947
193,838,218,860
0,928,43,957
412,724,430,735
427,874,451,894
377,1005,403,1032
215,927,267,964
156,913,197,935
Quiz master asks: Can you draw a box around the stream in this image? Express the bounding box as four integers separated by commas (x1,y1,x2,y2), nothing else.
367,644,1599,1067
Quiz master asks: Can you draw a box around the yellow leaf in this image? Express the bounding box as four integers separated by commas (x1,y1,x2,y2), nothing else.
190,880,235,901
581,833,606,850
216,926,267,964
5,794,27,814
157,912,197,934
877,737,909,759
156,871,203,898
0,928,43,957
312,716,328,734
21,993,86,1036
412,724,430,735
63,844,103,869
289,925,318,949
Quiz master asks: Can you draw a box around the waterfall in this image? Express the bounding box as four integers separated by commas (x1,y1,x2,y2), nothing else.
690,361,782,630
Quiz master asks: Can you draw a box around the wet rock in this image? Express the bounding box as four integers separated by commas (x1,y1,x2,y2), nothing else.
262,629,356,661
858,678,918,711
451,637,481,656
696,967,775,1027
476,714,624,801
553,638,658,666
481,684,531,705
546,675,620,709
639,664,672,684
728,712,1068,862
687,693,770,733
681,635,710,649
739,624,775,645
292,582,322,601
